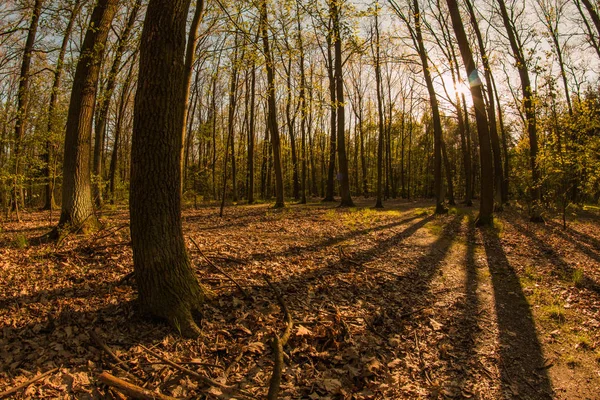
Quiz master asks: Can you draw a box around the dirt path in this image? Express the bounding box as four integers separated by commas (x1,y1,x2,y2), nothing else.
0,199,599,398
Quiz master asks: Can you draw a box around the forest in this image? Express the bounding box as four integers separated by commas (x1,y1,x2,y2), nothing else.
0,0,599,398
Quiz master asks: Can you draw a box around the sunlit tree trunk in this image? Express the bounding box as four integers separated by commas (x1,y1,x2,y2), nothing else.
57,0,119,235
445,0,494,225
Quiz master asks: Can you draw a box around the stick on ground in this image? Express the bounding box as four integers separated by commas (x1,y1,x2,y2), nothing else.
98,372,176,400
189,237,249,299
0,367,58,399
263,275,294,400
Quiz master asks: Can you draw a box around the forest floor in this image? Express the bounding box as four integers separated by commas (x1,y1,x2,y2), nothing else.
0,198,599,399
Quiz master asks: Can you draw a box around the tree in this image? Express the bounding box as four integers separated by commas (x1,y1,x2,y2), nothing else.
373,3,384,208
56,0,119,235
390,0,445,214
92,0,142,207
43,0,83,211
130,0,210,337
445,0,494,225
496,0,543,222
12,0,43,221
260,0,285,208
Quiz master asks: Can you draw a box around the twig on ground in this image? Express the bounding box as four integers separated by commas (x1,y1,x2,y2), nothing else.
0,367,58,399
98,371,176,400
263,274,294,400
89,331,131,372
188,237,249,299
338,246,404,278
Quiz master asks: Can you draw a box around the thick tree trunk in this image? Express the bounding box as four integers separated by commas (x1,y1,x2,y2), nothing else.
92,0,141,208
130,0,209,338
581,0,600,38
446,0,494,225
58,0,119,234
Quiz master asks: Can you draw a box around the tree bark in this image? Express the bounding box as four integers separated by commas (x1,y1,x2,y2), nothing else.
374,7,384,208
446,0,494,225
496,0,543,221
58,0,119,234
43,0,83,211
260,0,285,208
331,0,354,207
130,0,209,338
92,0,141,208
13,0,43,220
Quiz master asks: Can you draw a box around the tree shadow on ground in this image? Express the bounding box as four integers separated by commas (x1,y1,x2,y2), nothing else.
482,227,554,399
509,217,600,294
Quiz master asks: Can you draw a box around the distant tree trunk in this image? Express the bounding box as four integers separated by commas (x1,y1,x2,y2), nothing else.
446,0,494,225
260,0,284,208
410,0,445,213
181,0,205,193
227,32,240,203
247,54,257,204
130,0,209,338
210,73,218,200
109,55,136,203
12,0,43,221
57,0,119,235
297,4,308,204
441,138,455,206
331,0,353,207
496,0,543,222
324,30,337,202
43,0,82,211
374,8,384,208
92,0,141,208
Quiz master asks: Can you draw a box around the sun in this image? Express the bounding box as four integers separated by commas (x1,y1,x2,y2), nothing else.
440,72,471,98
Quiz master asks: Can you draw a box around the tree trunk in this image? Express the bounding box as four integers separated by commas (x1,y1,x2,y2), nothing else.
496,0,543,221
109,55,136,204
57,0,119,235
247,55,257,204
260,0,284,208
12,0,43,221
374,8,384,208
297,3,308,204
43,0,82,211
130,0,209,338
332,0,353,207
411,0,445,213
324,32,337,202
93,0,141,208
446,0,494,225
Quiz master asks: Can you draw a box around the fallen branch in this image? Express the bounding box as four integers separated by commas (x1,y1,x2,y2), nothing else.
0,367,58,399
263,275,294,400
90,331,131,372
188,237,249,299
98,372,176,400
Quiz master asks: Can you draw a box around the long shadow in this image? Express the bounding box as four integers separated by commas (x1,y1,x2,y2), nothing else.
244,214,422,263
511,219,600,294
264,214,464,396
441,214,482,391
543,220,600,264
482,228,554,399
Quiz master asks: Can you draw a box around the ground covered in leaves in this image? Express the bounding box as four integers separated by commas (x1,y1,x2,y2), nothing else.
1,199,599,399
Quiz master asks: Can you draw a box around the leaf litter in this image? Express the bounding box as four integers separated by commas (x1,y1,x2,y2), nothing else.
0,199,599,399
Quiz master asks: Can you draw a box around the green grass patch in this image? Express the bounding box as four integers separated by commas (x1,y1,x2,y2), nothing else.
572,268,585,288
12,234,28,249
414,207,432,217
